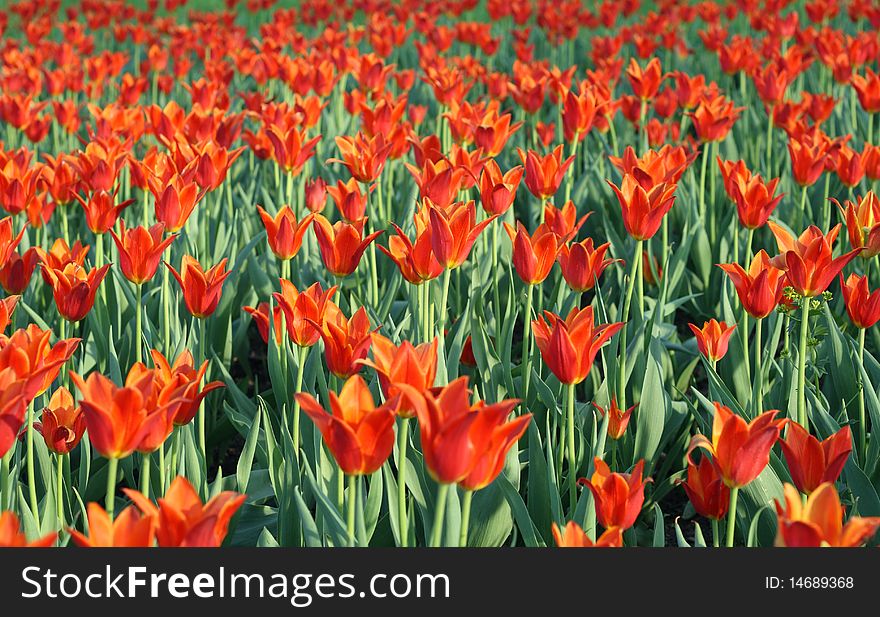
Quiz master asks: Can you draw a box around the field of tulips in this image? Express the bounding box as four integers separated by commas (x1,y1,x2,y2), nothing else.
3,0,880,550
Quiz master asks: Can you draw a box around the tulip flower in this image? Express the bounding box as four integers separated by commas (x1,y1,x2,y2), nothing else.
729,172,784,230
689,94,743,143
836,145,865,187
150,349,224,427
110,221,177,284
607,172,677,241
149,175,205,232
841,273,880,330
579,458,649,531
400,377,528,546
312,215,383,278
543,200,589,239
69,503,155,547
256,205,314,262
42,263,111,322
0,246,39,294
551,521,623,547
834,192,880,257
609,145,695,185
593,399,636,441
407,159,467,210
273,280,339,348
358,334,438,419
166,255,230,318
267,125,320,176
788,135,829,188
305,177,328,213
0,511,56,546
718,250,787,319
74,189,135,234
532,306,624,386
688,319,737,364
242,302,284,345
504,221,561,285
779,422,852,495
379,222,443,285
0,324,80,397
626,57,664,101
517,145,574,200
0,295,17,333
680,457,730,523
774,482,880,547
33,238,90,282
0,216,27,269
35,387,85,455
688,403,782,545
326,178,370,224
328,132,391,184
479,160,523,217
318,305,374,379
768,222,860,298
428,200,496,270
851,68,880,114
557,238,618,293
125,476,245,547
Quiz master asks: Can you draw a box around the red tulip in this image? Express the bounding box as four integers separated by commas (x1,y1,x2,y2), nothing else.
35,387,85,455
357,333,438,418
42,263,110,322
688,319,737,362
318,305,374,378
779,422,852,495
312,215,383,277
166,256,230,318
841,273,880,329
274,280,339,348
110,221,176,284
256,205,313,261
0,246,39,294
835,192,880,258
504,221,560,285
579,458,649,530
607,172,677,241
593,398,636,441
551,521,623,547
69,503,155,547
768,222,859,297
518,145,574,200
775,482,880,547
718,250,788,319
428,201,496,269
626,57,665,100
680,456,730,520
0,512,56,547
478,160,523,216
557,238,618,293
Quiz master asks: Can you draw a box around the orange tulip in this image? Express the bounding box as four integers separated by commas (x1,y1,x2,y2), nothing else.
33,238,90,283
689,94,743,142
851,68,880,113
273,280,339,347
579,458,649,530
242,302,284,345
504,221,561,285
166,255,230,318
626,57,665,100
150,349,224,427
328,132,391,184
326,178,369,224
357,333,438,418
256,205,313,261
551,521,623,547
42,263,110,322
779,422,852,495
687,403,782,488
775,482,880,547
400,377,528,488
0,295,17,333
718,250,787,319
379,222,443,284
543,200,589,239
125,476,245,547
428,200,496,269
478,159,523,216
110,221,176,284
149,174,205,232
593,398,636,441
0,512,56,547
834,192,880,257
557,237,618,292
35,386,85,455
70,369,168,460
0,215,26,270
0,324,80,397
296,374,398,475
609,145,696,185
688,319,737,362
74,189,134,234
305,177,328,213
69,503,155,547
680,456,730,520
607,172,677,241
562,84,602,142
768,222,859,297
841,273,880,329
318,305,374,378
532,306,624,385
788,134,830,187
0,246,39,294
312,215,383,277
517,145,574,200
266,125,320,176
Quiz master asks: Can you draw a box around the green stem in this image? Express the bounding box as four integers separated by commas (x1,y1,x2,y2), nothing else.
26,400,39,527
698,144,709,226
638,98,648,153
859,328,867,465
491,221,502,341
140,451,151,499
55,453,64,529
162,266,171,353
347,474,357,546
712,518,720,548
292,345,308,460
105,457,118,520
430,483,450,548
397,417,410,547
564,134,580,204
744,228,754,265
337,463,344,511
159,440,166,495
742,311,751,384
521,284,534,407
459,489,473,547
0,450,10,510
566,382,577,509
765,105,775,174
798,184,808,228
135,283,143,365
198,318,207,461
755,317,764,414
797,298,811,429
726,486,739,547
617,239,643,410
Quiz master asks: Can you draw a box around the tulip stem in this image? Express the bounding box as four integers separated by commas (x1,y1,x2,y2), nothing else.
140,452,151,499
430,483,450,547
797,297,811,429
55,453,64,529
105,457,118,520
638,99,648,153
798,184,808,228
347,474,357,546
564,134,580,204
281,257,290,285
292,345,308,461
711,519,720,548
135,282,143,365
198,317,207,463
742,311,751,385
725,486,739,547
26,400,39,528
459,489,473,547
698,143,709,226
617,239,643,411
755,317,764,414
566,382,577,509
765,105,775,174
162,265,171,354
397,417,409,547
491,221,502,341
159,441,166,495
521,283,534,407
0,451,9,510
437,268,451,355
858,328,867,465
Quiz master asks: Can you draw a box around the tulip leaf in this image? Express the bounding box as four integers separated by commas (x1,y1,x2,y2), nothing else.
633,340,667,470
652,503,665,547
497,474,544,547
236,404,262,494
